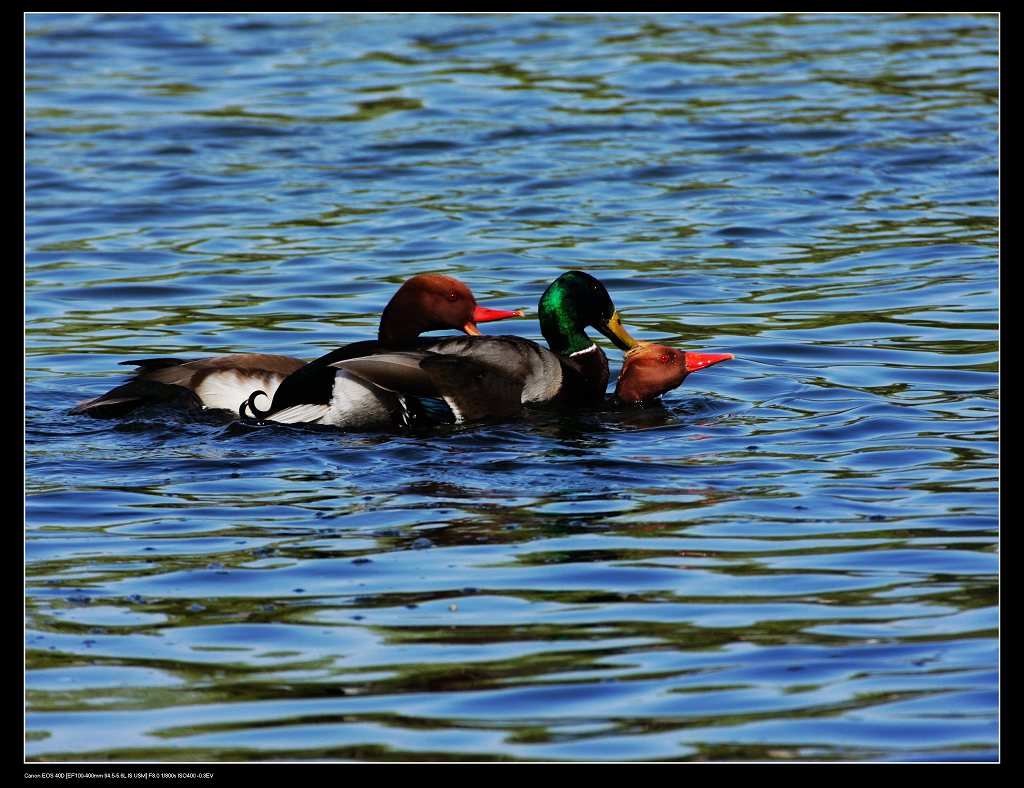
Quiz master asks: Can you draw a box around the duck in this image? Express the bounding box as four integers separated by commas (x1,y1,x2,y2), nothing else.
69,274,523,419
611,341,733,405
248,270,640,428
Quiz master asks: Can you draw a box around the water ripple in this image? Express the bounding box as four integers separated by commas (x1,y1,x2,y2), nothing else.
26,12,998,763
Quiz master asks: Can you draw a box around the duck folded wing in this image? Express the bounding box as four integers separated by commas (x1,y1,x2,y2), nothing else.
332,351,525,421
70,354,307,417
394,335,567,404
330,351,449,397
69,379,205,417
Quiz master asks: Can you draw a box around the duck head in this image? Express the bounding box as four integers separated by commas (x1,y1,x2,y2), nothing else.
379,274,523,341
613,341,733,405
538,271,638,355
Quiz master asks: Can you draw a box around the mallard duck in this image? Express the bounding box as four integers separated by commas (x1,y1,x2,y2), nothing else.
251,270,639,428
69,274,522,418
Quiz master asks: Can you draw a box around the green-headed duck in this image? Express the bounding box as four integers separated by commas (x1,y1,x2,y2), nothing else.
250,271,639,428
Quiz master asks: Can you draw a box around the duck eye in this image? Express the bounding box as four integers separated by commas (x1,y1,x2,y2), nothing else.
659,353,670,363
447,292,459,302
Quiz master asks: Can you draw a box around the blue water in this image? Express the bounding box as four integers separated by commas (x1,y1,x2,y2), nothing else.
25,13,998,762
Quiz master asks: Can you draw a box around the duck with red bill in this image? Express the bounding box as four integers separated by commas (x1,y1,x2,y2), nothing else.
70,274,524,419
613,341,733,405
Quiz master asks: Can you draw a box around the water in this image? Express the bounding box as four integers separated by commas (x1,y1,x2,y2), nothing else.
25,12,998,763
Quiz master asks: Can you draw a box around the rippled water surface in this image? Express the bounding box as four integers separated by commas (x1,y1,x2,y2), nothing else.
25,12,999,762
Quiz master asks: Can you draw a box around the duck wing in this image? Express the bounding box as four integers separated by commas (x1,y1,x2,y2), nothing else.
403,335,566,404
70,354,306,417
69,379,205,417
332,351,525,422
422,335,608,405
